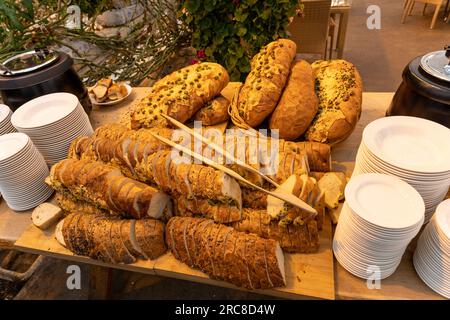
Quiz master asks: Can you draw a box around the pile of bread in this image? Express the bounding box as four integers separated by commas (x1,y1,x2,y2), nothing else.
39,38,361,290
131,38,363,144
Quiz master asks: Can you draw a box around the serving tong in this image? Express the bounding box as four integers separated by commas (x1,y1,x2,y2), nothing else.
152,113,317,215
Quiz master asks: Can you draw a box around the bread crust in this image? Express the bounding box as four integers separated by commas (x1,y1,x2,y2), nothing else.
165,217,285,289
131,63,229,129
194,95,230,125
232,39,297,128
306,60,363,145
269,60,318,140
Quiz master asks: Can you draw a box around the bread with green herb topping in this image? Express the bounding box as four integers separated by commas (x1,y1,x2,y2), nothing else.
305,60,363,145
130,62,229,129
234,39,297,128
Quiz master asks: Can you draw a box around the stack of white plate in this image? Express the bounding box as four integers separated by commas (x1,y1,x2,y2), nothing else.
11,93,93,166
0,133,53,211
333,173,425,280
413,199,450,299
0,104,16,135
353,116,450,223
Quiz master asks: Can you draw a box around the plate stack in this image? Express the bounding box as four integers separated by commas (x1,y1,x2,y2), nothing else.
0,104,16,135
413,199,450,299
333,173,425,280
353,116,450,223
11,93,93,166
0,133,53,211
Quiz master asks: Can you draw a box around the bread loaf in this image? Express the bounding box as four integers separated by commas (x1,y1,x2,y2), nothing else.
232,209,320,253
305,60,363,144
269,60,319,140
55,212,166,263
131,63,229,129
165,216,286,289
194,95,230,125
230,39,297,128
46,159,172,220
174,195,242,224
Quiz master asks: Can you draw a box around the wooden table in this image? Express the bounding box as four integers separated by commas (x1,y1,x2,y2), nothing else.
1,89,445,300
330,0,351,59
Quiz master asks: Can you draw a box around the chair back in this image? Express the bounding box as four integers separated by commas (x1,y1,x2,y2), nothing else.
288,0,332,57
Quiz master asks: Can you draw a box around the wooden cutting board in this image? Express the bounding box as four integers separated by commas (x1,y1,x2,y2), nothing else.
13,84,335,299
14,214,335,300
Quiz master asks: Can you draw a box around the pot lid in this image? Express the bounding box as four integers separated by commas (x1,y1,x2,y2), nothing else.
0,49,59,76
420,46,450,83
0,50,73,90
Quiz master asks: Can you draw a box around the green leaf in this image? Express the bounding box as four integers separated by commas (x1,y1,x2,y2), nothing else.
236,27,247,36
20,0,34,21
0,2,24,30
185,0,201,14
234,11,248,22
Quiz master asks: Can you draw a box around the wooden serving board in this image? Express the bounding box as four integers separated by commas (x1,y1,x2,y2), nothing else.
14,215,335,300
14,83,334,299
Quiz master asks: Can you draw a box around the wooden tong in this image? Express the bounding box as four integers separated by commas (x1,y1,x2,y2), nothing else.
150,129,317,215
160,113,281,188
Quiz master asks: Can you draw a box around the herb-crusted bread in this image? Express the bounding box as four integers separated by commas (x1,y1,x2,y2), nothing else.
231,39,297,128
130,63,229,129
305,60,363,145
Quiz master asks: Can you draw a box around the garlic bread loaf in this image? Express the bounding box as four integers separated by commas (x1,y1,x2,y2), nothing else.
165,216,286,289
55,212,166,263
305,60,363,144
231,39,297,128
232,209,320,253
46,159,172,220
194,94,230,125
269,60,319,140
131,63,229,129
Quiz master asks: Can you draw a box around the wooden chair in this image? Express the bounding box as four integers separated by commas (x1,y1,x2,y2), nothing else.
288,0,332,60
402,0,445,29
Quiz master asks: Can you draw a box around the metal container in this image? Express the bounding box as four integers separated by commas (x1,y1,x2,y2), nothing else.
0,49,91,114
387,46,450,128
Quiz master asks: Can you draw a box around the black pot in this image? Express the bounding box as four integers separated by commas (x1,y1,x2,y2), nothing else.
387,48,450,128
0,49,91,114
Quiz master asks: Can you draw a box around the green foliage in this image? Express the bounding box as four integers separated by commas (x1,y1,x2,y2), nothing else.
0,0,189,85
179,0,302,81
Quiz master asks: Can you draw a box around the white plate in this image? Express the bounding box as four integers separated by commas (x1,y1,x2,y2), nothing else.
90,84,132,106
0,104,12,123
345,173,425,229
363,116,450,174
435,199,450,239
11,93,79,129
0,133,30,162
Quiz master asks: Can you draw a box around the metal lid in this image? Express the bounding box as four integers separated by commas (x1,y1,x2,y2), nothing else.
0,50,73,90
0,49,59,76
420,47,450,83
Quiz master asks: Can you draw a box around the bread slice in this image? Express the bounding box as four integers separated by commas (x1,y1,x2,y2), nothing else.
55,219,66,247
110,220,136,264
32,202,63,230
135,219,166,260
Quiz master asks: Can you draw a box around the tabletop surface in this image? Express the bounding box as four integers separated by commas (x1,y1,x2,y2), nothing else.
1,88,445,300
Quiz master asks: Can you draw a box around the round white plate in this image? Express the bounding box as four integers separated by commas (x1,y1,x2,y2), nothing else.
11,93,80,129
435,199,450,240
0,104,12,123
345,173,425,229
363,116,450,174
90,84,132,106
0,133,30,162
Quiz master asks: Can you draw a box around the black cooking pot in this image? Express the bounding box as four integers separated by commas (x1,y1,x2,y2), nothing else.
387,46,450,128
0,49,91,114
